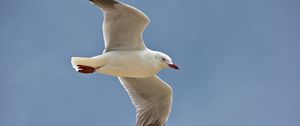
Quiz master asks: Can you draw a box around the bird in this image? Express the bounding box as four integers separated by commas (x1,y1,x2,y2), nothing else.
71,0,179,126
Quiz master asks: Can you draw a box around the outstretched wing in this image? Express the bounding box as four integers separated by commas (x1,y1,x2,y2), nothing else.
118,75,173,126
90,0,149,52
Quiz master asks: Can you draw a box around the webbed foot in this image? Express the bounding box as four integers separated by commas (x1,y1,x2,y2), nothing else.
76,65,100,74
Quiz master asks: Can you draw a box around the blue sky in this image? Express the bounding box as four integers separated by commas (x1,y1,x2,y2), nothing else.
1,0,300,126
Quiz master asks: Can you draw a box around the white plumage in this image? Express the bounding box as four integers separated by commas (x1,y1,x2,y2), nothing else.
71,0,178,126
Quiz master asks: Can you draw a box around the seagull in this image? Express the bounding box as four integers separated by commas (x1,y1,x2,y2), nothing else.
71,0,179,126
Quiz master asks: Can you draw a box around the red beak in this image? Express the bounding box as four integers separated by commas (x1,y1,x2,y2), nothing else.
168,64,179,70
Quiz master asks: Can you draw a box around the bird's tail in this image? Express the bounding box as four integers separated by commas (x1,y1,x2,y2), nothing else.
71,56,103,71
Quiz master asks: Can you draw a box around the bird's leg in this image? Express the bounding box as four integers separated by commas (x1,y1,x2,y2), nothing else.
77,65,101,74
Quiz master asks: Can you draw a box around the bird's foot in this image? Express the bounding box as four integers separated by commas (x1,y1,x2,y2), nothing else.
76,65,100,74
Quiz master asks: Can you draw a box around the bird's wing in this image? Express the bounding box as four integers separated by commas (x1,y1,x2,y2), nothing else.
90,0,149,52
118,75,173,126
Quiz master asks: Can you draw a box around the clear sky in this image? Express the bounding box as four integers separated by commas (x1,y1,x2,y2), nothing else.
1,0,300,126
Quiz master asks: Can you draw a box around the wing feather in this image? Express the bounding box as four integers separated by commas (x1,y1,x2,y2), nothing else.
90,0,149,52
118,75,173,126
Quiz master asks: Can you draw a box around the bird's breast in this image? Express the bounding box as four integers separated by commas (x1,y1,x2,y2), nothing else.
96,51,159,78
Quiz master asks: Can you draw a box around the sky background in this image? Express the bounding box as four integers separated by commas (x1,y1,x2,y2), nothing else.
1,0,300,126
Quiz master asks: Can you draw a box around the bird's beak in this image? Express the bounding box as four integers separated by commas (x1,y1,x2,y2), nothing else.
168,64,179,70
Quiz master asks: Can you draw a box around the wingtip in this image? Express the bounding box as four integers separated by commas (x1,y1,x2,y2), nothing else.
89,0,95,4
89,0,119,8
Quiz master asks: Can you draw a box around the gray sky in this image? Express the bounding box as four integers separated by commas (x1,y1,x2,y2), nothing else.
1,0,300,126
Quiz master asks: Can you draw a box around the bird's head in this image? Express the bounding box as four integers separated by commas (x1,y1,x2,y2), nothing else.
154,51,179,70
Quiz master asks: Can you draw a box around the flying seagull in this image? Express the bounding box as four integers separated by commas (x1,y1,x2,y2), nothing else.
71,0,179,126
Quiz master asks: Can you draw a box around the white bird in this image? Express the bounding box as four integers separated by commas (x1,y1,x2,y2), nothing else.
71,0,179,126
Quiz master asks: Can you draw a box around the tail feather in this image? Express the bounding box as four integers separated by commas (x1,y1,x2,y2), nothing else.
71,57,102,71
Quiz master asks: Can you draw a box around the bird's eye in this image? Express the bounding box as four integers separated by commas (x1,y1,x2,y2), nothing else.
162,58,166,61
